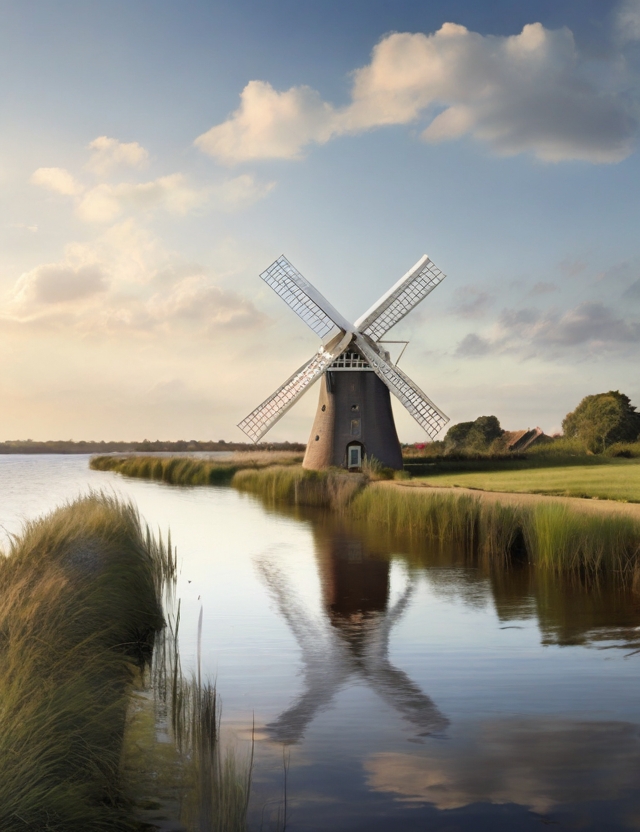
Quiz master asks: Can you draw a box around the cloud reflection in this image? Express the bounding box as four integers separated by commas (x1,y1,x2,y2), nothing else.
365,718,640,814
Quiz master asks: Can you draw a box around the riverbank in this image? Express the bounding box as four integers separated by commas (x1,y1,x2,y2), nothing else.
0,491,254,832
90,455,640,585
91,451,303,485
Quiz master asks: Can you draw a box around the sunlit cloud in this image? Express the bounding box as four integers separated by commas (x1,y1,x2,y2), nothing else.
1,219,266,337
86,136,149,176
30,167,83,196
31,139,273,223
196,22,636,165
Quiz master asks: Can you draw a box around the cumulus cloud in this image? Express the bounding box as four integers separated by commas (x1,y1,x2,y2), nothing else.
196,22,636,165
2,221,266,336
76,174,209,223
31,167,83,196
456,301,640,357
211,173,275,211
196,81,336,162
86,136,149,176
75,173,272,223
148,275,267,330
10,263,109,315
30,134,273,225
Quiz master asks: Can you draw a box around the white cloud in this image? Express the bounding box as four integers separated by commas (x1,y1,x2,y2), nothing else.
86,136,149,176
617,0,640,42
2,220,266,336
75,173,271,223
31,167,84,196
76,174,208,223
196,22,636,165
148,274,268,330
195,81,337,162
211,173,275,210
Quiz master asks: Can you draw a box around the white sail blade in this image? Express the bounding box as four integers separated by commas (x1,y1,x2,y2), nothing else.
355,255,445,341
355,336,449,438
238,333,352,442
261,256,353,340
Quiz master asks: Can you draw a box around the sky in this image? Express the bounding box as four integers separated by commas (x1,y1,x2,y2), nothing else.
1,0,639,442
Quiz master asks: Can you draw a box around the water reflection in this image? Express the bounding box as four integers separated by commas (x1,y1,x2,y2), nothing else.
365,718,640,815
257,523,448,744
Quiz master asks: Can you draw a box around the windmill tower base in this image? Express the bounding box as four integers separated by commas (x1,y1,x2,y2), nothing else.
303,371,403,471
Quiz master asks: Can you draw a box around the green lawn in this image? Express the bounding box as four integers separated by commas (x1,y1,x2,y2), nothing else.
415,459,640,502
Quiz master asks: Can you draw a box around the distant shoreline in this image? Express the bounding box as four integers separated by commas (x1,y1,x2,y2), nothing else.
0,440,306,454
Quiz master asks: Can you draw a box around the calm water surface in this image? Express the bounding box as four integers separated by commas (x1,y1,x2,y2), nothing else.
2,455,640,830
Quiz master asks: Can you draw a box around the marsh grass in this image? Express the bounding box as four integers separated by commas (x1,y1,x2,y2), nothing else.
125,602,253,832
91,452,303,487
0,493,174,832
0,492,252,831
354,485,640,581
232,467,640,583
232,464,366,510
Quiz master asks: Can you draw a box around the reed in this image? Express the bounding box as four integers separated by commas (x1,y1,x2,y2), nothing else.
125,600,253,832
354,485,640,580
91,451,303,486
232,468,640,582
0,493,173,832
232,464,366,510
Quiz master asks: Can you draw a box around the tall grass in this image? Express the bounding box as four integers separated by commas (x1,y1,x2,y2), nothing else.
232,468,640,583
352,485,640,581
0,491,253,831
0,493,173,832
125,599,253,832
91,451,303,486
232,465,366,509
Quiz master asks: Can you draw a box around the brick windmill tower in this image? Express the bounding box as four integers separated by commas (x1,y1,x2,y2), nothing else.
238,255,449,470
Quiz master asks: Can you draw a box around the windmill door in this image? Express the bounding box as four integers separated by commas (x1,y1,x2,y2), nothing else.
347,443,362,470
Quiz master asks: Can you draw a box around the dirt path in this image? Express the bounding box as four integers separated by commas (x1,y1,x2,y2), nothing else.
379,480,640,520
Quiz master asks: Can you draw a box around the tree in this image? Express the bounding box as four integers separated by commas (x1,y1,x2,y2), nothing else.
562,391,640,452
444,415,504,453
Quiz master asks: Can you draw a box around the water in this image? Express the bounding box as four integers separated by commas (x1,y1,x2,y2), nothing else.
3,455,640,830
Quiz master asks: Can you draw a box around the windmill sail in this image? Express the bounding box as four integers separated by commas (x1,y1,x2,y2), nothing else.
238,333,352,442
355,336,449,438
261,256,352,339
355,255,445,341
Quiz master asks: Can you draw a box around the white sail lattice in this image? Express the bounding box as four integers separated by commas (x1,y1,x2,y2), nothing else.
239,255,449,441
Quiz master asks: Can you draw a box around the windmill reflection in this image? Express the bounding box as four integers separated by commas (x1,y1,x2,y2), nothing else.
257,524,448,744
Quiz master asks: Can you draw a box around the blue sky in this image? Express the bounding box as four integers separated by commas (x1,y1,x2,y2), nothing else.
1,0,639,441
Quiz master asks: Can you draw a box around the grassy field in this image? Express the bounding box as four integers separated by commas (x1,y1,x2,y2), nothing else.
414,458,640,502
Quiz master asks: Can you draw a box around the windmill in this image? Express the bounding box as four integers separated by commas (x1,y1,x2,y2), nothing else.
238,254,449,470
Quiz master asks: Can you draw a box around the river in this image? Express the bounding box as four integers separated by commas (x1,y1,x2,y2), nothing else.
2,454,640,831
